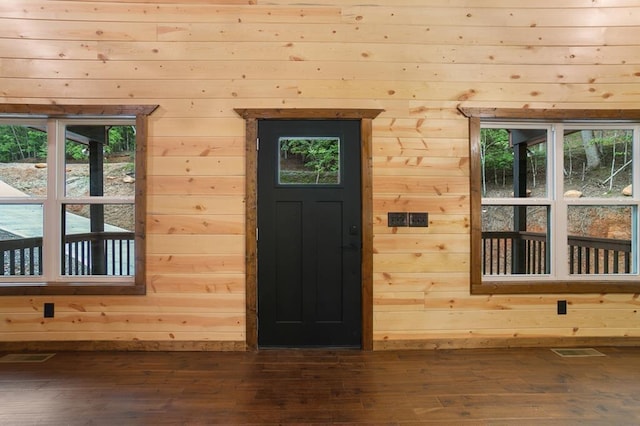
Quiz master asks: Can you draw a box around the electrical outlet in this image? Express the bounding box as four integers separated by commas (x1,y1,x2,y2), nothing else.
409,212,428,227
44,303,55,318
388,212,408,227
557,300,567,315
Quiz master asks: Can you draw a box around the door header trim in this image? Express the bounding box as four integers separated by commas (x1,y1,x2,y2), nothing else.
235,108,384,120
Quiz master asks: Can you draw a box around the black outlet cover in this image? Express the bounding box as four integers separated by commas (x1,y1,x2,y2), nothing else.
44,303,55,318
557,300,567,315
388,212,408,227
409,212,428,227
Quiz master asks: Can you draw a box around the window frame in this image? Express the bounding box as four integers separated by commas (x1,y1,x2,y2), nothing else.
462,108,640,294
0,104,156,295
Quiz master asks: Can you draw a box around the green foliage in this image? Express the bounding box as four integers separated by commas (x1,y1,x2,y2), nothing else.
592,130,632,159
65,140,87,160
0,125,47,162
481,127,632,196
0,124,135,163
280,138,340,184
480,128,512,172
108,126,136,153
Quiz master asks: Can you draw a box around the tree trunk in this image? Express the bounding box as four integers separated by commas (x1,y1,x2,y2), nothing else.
581,130,600,169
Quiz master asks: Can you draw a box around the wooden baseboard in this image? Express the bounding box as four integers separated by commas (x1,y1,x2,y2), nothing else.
3,337,639,352
373,336,640,351
0,340,247,352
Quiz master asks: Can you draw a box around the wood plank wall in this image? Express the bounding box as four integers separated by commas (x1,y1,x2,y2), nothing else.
1,0,640,350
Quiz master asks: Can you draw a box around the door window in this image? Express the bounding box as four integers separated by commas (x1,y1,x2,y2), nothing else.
278,137,341,185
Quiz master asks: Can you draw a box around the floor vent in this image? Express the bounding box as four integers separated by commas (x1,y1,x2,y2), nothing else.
551,348,605,358
0,353,55,363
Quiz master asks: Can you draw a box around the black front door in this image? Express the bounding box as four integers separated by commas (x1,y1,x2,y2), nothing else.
257,119,362,347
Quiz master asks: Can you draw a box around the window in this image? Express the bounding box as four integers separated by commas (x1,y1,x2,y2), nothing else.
463,108,640,294
0,105,155,295
278,137,341,185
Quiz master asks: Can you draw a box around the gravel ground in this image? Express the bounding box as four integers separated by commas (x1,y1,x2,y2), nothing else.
0,162,135,229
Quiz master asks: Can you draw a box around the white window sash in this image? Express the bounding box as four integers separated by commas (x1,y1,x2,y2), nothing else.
481,121,640,281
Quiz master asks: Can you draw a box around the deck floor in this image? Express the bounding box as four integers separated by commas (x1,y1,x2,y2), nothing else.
1,347,639,425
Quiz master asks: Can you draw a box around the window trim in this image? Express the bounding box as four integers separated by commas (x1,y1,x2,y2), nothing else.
461,107,640,294
0,104,157,295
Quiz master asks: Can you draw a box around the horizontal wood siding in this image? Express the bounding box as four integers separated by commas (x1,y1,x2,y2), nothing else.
1,0,640,349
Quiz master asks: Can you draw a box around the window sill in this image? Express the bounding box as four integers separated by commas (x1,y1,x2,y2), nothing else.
0,281,145,296
473,280,640,294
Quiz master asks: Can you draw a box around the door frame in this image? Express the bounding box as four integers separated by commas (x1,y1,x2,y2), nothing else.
235,108,383,351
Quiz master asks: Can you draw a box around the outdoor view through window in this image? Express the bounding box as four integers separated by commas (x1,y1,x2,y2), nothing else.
278,137,341,185
480,123,638,281
0,120,136,282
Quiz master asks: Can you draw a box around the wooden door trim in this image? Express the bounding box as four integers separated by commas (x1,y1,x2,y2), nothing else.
235,108,383,351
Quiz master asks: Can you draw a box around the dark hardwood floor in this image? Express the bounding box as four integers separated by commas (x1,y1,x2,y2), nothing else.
1,347,639,425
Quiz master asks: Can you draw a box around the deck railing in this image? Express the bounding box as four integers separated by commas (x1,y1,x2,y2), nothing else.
63,232,135,276
4,230,630,277
567,234,631,274
0,236,43,276
1,232,134,276
482,231,632,275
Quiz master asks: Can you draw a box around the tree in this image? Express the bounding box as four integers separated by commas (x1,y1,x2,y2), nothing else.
581,130,601,170
108,125,136,153
0,125,47,162
480,128,512,195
